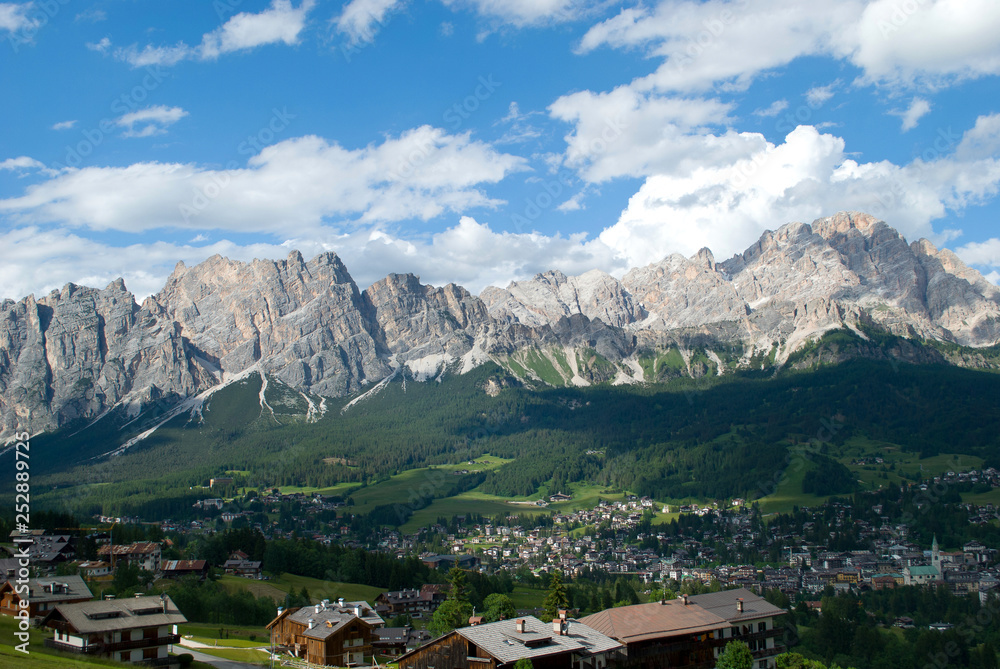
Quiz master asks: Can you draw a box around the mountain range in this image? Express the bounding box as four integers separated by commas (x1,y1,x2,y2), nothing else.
3,211,999,441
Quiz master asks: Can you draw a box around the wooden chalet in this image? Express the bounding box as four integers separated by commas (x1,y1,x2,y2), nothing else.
580,596,729,669
0,575,93,618
40,594,186,665
396,613,621,669
267,599,383,666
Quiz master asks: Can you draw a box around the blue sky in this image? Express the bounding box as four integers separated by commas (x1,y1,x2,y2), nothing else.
1,0,1000,301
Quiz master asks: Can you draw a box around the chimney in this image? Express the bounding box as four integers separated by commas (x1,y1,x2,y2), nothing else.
553,620,562,636
323,599,330,608
277,607,284,616
681,594,688,606
737,598,744,613
559,610,567,620
308,619,315,630
515,619,526,634
338,598,345,607
315,605,322,614
354,605,362,618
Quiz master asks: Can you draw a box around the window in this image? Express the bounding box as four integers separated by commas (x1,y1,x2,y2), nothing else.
758,621,766,632
758,661,768,668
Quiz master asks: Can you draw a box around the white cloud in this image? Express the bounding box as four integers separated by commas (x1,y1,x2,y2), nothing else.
86,37,111,53
986,270,1000,285
893,97,931,132
335,0,402,45
597,120,1000,270
440,0,593,27
853,0,1000,87
0,218,623,302
114,43,190,68
200,0,315,59
116,105,189,138
578,0,1000,93
579,1,865,93
549,85,748,182
753,99,789,118
51,120,77,131
75,8,106,23
0,127,526,234
0,2,38,34
805,81,839,107
0,156,46,171
112,0,315,68
956,238,1000,268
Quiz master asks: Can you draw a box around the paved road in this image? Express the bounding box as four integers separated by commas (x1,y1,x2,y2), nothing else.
175,645,265,669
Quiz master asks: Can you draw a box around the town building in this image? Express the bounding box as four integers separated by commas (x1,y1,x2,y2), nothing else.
0,575,93,618
581,597,729,669
98,542,162,572
396,613,621,669
267,599,382,666
687,589,787,669
40,594,186,665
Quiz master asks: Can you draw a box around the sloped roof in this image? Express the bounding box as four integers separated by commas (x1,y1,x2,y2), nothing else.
453,616,621,665
43,595,186,634
1,575,92,604
686,588,787,624
580,599,729,644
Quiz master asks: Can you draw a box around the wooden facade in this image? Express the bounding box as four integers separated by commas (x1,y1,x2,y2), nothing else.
268,606,374,666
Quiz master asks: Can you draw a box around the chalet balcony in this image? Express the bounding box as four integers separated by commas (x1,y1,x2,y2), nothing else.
44,634,180,655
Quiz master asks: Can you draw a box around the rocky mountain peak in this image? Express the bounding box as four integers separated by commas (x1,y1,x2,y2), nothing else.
1,211,998,439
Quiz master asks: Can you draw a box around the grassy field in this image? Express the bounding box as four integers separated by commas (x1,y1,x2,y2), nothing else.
219,573,386,605
189,645,269,664
0,616,215,669
961,488,1000,506
509,585,546,613
276,481,361,496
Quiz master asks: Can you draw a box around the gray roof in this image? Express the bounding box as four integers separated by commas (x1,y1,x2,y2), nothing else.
686,588,787,624
7,575,92,604
287,601,383,635
455,616,621,665
45,595,186,634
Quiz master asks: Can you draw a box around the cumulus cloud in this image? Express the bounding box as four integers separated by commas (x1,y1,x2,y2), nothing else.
335,0,402,45
0,127,526,234
51,120,77,131
112,0,315,67
753,99,789,118
578,0,1000,93
440,0,596,27
0,217,623,301
0,156,47,171
892,97,931,132
852,0,1000,86
595,120,1000,270
116,105,189,138
0,2,37,34
549,85,743,182
956,238,1000,268
579,1,864,93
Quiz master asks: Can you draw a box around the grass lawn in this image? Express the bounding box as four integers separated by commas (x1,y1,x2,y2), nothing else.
193,645,270,664
961,488,1000,506
0,615,212,668
509,585,546,612
757,454,832,515
276,481,361,496
179,621,271,645
350,456,514,517
219,572,386,605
